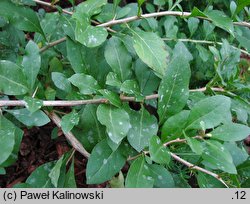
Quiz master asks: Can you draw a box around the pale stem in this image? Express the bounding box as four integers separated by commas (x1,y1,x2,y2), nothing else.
0,87,224,107
45,111,90,158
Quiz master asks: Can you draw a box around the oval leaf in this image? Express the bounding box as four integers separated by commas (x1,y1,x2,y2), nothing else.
125,156,154,188
86,140,126,184
202,140,237,174
7,108,50,127
26,162,55,188
22,40,41,90
185,95,231,130
105,36,132,82
68,73,100,95
132,29,168,78
0,116,16,165
158,57,191,124
127,107,158,152
24,96,43,113
0,60,28,95
161,110,190,142
97,104,131,144
211,123,250,142
149,136,170,164
149,164,175,188
52,72,72,93
61,110,79,134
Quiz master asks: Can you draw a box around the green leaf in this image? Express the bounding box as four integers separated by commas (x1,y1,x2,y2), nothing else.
188,17,200,36
149,164,175,188
120,80,143,100
68,73,100,95
137,0,145,15
135,59,160,95
0,0,43,34
149,136,170,164
64,159,77,188
61,16,76,40
7,108,50,127
61,110,79,134
236,0,250,14
224,142,248,166
154,0,166,6
137,0,146,7
125,156,154,187
22,40,41,90
75,0,107,17
51,72,72,93
0,167,6,175
26,162,55,187
66,39,87,73
185,95,231,130
202,140,237,174
127,107,158,152
210,123,250,142
185,136,204,155
237,160,250,177
105,37,132,82
197,172,225,188
203,21,215,38
172,42,193,62
190,7,234,36
204,10,234,36
0,60,28,95
74,16,108,48
231,97,250,124
24,97,43,113
77,105,106,152
86,140,126,184
0,120,23,167
49,155,65,188
131,29,168,78
99,89,122,108
0,116,16,165
163,16,178,39
196,44,210,62
109,171,125,188
158,56,190,124
97,104,131,144
106,72,122,87
161,110,190,142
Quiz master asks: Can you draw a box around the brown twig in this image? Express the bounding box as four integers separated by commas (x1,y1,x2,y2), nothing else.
163,38,250,56
98,10,250,28
45,111,90,158
128,136,229,188
34,0,250,53
39,37,67,53
170,152,229,188
33,0,73,15
0,87,225,107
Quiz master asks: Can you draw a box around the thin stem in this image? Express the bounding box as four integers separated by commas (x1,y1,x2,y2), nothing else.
33,0,116,33
66,149,76,166
0,87,224,107
170,152,229,188
33,0,73,15
35,0,250,53
39,37,67,53
45,111,90,158
129,136,228,188
98,10,250,29
163,38,250,56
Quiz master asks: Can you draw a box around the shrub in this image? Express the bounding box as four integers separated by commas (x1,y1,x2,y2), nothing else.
0,0,250,188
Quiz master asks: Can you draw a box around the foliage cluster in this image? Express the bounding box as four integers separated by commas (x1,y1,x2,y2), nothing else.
0,0,250,188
